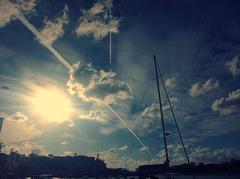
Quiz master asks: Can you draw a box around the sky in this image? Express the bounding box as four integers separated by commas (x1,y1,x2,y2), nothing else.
0,0,240,170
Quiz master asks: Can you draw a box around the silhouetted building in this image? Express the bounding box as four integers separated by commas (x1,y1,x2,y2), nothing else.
0,152,107,177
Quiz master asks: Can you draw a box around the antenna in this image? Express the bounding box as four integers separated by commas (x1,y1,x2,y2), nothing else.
153,55,169,167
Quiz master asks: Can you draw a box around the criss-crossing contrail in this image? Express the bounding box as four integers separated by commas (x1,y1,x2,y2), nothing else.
16,13,150,156
17,14,73,71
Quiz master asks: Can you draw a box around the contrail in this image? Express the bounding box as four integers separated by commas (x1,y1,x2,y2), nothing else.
16,14,150,155
105,103,151,155
17,14,73,71
109,32,112,65
109,5,112,66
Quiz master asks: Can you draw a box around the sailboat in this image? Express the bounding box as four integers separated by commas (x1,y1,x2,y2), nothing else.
137,55,190,175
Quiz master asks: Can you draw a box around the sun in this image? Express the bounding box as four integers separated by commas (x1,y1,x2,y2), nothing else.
29,86,73,123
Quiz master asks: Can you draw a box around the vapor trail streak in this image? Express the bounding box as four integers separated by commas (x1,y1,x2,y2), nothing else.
109,32,112,65
16,14,150,155
17,14,73,71
105,103,151,155
109,6,112,66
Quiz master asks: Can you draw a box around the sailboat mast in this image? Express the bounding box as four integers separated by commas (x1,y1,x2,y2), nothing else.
153,55,169,166
156,62,190,165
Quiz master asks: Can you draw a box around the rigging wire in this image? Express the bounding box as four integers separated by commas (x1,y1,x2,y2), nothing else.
156,58,190,165
154,56,169,166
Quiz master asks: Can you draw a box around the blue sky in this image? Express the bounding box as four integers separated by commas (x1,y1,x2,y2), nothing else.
0,0,240,170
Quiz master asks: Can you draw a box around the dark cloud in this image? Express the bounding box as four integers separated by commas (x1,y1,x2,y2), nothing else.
0,86,9,90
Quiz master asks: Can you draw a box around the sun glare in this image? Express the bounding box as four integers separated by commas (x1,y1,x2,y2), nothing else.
29,86,73,123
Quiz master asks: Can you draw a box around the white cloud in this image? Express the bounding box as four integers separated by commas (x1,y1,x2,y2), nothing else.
170,96,178,103
1,112,42,143
2,141,47,156
189,79,219,97
67,62,132,105
63,150,73,156
190,146,240,163
88,2,105,16
165,78,175,89
109,145,128,153
0,0,36,27
8,112,28,122
211,89,240,115
75,0,120,40
141,103,171,118
88,144,240,171
39,5,69,45
76,20,119,40
118,145,128,151
78,109,108,123
225,56,240,77
156,144,240,166
61,141,68,145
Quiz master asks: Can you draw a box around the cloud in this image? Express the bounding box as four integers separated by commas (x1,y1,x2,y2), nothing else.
67,62,132,105
141,103,171,118
118,145,128,151
0,45,15,60
15,7,73,70
0,86,10,90
189,79,219,97
0,0,36,27
39,5,69,45
156,144,240,165
61,141,68,145
165,78,176,89
211,89,240,115
225,56,240,77
2,141,47,156
109,145,128,153
88,144,240,171
8,112,28,122
190,146,240,163
95,144,239,170
61,133,75,139
75,0,120,40
31,148,43,155
78,109,108,123
90,145,128,168
63,150,73,156
1,112,42,143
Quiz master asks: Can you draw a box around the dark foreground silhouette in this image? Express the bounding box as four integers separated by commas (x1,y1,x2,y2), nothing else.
0,151,240,177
